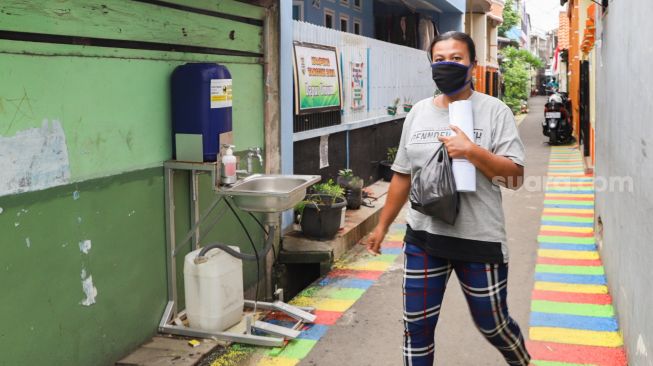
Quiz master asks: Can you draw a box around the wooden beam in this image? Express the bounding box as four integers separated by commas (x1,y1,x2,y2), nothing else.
236,0,275,8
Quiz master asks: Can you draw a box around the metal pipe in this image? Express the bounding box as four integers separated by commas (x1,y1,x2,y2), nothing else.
190,170,200,251
164,167,177,315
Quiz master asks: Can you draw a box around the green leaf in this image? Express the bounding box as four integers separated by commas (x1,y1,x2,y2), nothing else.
499,0,521,37
387,147,398,162
500,46,543,113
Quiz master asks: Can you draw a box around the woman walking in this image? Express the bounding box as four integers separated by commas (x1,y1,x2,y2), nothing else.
365,31,531,366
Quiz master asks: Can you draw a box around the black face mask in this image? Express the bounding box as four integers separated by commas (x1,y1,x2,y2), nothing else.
431,62,473,96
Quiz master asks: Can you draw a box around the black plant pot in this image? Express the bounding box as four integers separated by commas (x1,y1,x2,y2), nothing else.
300,194,347,240
337,177,364,210
344,187,363,209
379,160,394,182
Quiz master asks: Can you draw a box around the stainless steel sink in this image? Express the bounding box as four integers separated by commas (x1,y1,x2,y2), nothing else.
219,174,321,213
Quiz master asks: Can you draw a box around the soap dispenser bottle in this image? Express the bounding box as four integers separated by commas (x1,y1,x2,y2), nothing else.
220,144,237,185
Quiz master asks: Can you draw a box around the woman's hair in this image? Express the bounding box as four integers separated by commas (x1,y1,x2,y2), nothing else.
428,31,477,64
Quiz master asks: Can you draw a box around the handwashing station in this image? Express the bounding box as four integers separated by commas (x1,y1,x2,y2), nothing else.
161,63,321,347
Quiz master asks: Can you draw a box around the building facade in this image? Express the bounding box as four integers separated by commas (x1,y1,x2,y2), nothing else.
293,0,466,49
465,0,503,97
558,0,596,165
293,0,375,37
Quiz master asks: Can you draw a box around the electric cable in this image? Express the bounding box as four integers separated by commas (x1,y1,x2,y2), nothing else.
247,212,277,262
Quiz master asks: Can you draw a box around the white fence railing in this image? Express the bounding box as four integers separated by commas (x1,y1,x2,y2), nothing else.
293,20,434,124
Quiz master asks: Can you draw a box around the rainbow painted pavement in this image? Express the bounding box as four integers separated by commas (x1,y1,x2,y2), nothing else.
209,223,407,366
528,146,628,366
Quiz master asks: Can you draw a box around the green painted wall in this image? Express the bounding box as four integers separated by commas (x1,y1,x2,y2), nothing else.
0,169,167,365
0,1,268,364
0,44,264,181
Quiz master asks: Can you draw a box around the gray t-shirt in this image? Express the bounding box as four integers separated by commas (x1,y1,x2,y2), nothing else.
391,91,526,262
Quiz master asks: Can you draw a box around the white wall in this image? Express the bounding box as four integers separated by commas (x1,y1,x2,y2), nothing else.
596,1,653,363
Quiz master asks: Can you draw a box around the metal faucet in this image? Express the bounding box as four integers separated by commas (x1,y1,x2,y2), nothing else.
233,146,264,179
246,147,264,174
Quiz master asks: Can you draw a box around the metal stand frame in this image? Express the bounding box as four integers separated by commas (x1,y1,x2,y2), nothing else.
158,161,314,347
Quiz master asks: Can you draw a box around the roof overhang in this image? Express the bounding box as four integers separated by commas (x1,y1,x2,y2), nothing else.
466,0,493,13
488,13,503,23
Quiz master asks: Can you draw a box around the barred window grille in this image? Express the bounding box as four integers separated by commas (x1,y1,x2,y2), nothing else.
293,111,341,132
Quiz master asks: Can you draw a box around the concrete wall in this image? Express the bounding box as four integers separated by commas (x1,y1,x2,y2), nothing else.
447,0,466,12
439,12,465,32
465,13,488,65
595,0,653,363
488,23,499,66
0,1,267,364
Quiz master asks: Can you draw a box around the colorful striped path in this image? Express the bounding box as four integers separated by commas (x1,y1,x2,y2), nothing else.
528,146,628,366
210,223,406,366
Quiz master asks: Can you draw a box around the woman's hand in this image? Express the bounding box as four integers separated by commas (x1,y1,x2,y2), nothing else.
443,124,524,190
438,125,475,159
364,224,388,255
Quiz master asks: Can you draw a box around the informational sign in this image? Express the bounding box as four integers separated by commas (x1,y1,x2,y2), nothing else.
210,79,232,109
293,42,342,115
350,61,365,111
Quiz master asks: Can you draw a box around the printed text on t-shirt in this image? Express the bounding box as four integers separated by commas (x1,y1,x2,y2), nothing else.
408,128,483,145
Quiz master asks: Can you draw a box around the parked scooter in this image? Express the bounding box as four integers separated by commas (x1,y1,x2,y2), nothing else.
542,93,573,145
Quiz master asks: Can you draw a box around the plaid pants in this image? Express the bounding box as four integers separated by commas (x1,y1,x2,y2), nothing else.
402,243,531,366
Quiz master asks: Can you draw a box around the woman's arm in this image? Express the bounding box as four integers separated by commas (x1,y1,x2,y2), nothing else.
365,172,411,255
439,125,524,190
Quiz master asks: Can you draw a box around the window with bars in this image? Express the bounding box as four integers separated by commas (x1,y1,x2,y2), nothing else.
293,111,341,132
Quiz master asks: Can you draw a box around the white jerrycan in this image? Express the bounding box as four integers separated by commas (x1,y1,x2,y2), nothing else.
183,246,244,332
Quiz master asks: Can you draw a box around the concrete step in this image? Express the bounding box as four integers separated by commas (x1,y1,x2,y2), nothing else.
116,336,221,366
279,180,389,269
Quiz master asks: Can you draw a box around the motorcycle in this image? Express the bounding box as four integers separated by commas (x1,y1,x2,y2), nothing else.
542,93,573,145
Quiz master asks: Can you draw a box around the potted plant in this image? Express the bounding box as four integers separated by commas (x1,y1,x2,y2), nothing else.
337,169,364,210
387,98,400,115
403,97,413,112
379,147,397,182
296,179,347,240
